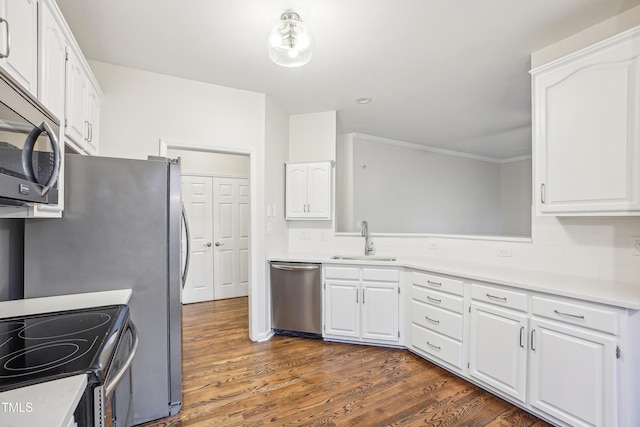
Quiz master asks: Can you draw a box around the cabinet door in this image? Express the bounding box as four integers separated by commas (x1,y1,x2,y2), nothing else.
306,162,331,218
529,319,617,427
324,280,359,338
65,48,87,148
38,0,67,121
534,34,640,215
361,281,399,343
85,84,100,155
285,163,308,218
0,0,37,95
469,304,528,402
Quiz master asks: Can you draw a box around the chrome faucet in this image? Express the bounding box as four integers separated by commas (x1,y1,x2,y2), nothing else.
361,220,375,256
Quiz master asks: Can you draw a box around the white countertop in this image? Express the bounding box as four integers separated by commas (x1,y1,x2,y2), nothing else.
269,253,640,310
0,375,87,427
0,290,133,427
0,289,132,319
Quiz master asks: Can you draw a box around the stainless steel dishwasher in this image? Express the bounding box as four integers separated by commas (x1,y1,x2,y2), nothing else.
270,262,322,337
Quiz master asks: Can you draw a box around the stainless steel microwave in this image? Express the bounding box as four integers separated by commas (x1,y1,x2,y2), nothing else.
0,70,60,206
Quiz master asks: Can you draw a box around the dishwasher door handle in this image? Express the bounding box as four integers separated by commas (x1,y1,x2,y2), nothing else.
271,264,320,271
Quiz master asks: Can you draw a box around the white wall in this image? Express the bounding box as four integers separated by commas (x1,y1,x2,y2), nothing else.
167,149,249,176
264,97,289,257
90,61,270,340
289,111,336,161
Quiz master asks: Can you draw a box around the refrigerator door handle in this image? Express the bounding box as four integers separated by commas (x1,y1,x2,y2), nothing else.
181,204,191,288
21,120,61,197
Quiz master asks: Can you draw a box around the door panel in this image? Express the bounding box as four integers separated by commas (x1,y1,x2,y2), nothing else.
181,176,214,303
213,177,249,299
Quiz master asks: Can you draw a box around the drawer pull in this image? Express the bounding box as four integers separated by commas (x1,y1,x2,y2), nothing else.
425,315,440,325
427,296,442,304
427,280,442,287
486,293,507,302
426,341,441,351
553,309,584,320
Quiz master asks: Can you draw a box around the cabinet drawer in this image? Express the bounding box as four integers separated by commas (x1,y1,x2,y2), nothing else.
412,285,464,314
411,300,463,341
531,296,618,335
411,324,463,369
412,272,463,296
325,266,360,280
471,283,528,312
361,268,399,282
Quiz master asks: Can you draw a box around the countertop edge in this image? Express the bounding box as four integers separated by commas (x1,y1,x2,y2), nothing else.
0,289,133,319
268,254,640,310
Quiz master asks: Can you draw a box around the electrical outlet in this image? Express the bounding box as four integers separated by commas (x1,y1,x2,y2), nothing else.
631,236,640,256
498,248,512,257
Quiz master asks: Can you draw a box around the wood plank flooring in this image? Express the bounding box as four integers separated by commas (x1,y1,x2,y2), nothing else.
140,297,552,427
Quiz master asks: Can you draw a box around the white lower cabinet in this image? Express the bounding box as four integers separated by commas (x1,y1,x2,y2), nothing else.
410,271,465,371
469,303,528,402
324,265,400,345
406,275,630,427
529,316,618,427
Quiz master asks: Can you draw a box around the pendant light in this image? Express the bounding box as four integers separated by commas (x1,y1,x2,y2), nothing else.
267,11,314,67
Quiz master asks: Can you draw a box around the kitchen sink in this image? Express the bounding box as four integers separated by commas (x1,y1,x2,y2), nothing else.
331,255,396,262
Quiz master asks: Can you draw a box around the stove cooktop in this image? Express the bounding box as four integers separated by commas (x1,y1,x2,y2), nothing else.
0,305,129,393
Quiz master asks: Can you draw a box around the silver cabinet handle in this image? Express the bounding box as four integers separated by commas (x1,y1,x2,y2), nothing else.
425,315,440,325
0,17,10,59
427,296,441,304
426,341,441,351
215,242,223,247
206,242,212,247
486,293,507,302
427,280,442,287
362,289,365,304
519,326,525,348
541,183,546,204
553,309,584,320
530,329,536,351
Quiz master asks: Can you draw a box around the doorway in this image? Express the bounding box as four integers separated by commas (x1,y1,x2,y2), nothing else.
165,146,250,304
181,174,250,302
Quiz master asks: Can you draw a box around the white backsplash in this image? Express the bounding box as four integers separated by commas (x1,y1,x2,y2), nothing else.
288,215,640,285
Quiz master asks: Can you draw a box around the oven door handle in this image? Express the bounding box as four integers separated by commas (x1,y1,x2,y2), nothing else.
105,320,139,397
21,120,61,197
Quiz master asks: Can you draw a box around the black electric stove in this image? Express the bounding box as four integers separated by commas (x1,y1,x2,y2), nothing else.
0,304,130,393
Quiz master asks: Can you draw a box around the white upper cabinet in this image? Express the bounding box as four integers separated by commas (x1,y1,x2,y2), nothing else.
38,0,67,121
532,27,640,216
64,45,101,155
285,161,332,220
0,0,37,96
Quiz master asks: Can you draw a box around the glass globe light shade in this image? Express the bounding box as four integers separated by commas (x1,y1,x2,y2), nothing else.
267,12,314,67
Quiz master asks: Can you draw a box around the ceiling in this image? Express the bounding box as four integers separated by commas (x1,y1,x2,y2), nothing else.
57,0,640,160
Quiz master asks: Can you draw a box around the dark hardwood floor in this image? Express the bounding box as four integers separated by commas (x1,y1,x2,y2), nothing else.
141,297,551,427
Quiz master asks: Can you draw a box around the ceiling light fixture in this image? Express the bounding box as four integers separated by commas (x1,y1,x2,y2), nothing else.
267,11,314,67
356,97,372,104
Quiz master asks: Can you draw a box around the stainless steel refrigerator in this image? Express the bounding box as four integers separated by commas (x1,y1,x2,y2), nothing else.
23,154,183,425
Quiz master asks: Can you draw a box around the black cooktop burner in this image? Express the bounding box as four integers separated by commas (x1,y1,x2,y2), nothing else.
0,305,129,393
